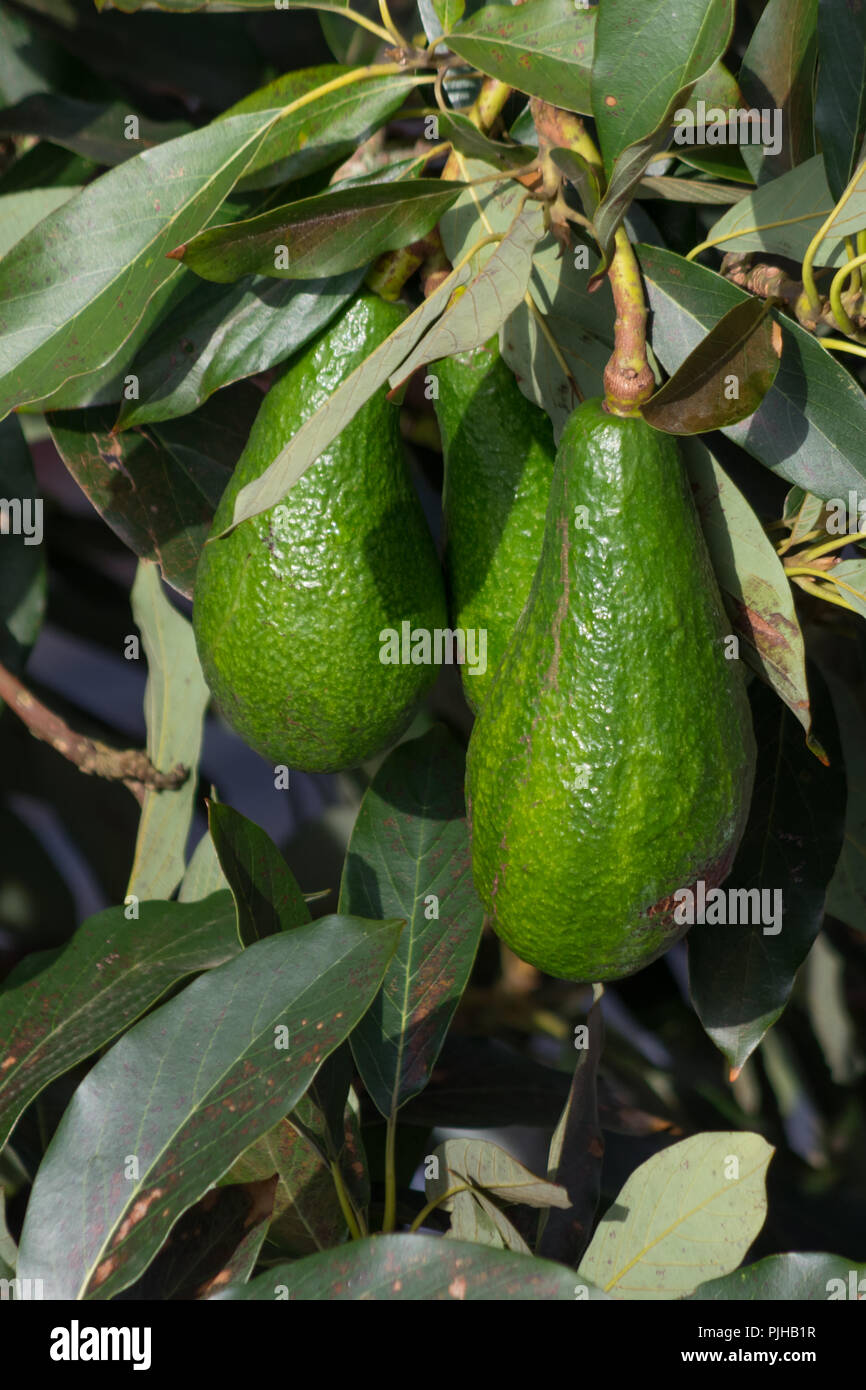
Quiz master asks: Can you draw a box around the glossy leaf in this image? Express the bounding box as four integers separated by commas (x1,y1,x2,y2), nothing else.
738,0,818,184
339,725,484,1117
209,801,310,946
448,0,595,113
0,94,190,165
693,1252,866,1299
0,891,239,1151
126,562,209,901
0,187,79,259
0,112,278,418
815,0,866,201
173,180,463,283
683,437,811,734
688,670,846,1073
579,1132,773,1298
591,0,735,175
642,297,781,433
48,387,257,598
638,244,866,500
115,268,364,429
16,914,402,1300
214,1233,606,1300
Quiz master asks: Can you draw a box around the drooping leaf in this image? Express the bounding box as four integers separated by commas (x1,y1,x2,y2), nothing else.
339,725,484,1117
427,1137,570,1211
213,1233,607,1300
682,437,811,733
126,562,209,900
638,244,866,500
579,1132,773,1298
48,386,258,598
688,669,846,1073
209,801,310,946
173,180,463,283
738,0,818,184
0,892,239,1151
16,914,402,1299
815,0,866,201
642,297,781,433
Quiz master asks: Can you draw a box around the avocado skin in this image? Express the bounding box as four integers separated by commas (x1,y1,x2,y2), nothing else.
466,398,757,982
435,339,555,712
193,294,447,773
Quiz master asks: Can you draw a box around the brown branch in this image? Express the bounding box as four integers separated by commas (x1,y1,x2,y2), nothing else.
0,662,188,805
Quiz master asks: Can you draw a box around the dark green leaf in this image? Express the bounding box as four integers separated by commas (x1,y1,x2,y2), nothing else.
448,0,596,113
0,415,46,676
638,244,866,500
16,914,403,1299
437,111,535,171
688,669,846,1073
115,268,365,429
213,1233,605,1299
642,297,782,433
0,891,239,1151
0,95,191,166
209,801,310,947
340,726,484,1117
174,180,463,283
815,0,866,202
693,1252,866,1299
47,386,259,599
739,0,818,184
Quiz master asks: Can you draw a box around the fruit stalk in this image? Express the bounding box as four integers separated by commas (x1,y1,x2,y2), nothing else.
603,224,656,415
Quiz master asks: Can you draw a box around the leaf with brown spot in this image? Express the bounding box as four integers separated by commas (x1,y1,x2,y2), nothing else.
16,914,402,1300
339,725,484,1119
212,1233,609,1300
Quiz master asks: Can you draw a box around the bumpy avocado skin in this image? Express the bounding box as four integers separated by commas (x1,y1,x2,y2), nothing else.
193,294,447,773
466,398,757,982
435,339,555,712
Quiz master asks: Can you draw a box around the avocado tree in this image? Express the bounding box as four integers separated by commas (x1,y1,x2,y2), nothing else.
0,0,865,1310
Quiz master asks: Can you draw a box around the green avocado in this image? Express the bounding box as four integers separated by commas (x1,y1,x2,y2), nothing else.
193,294,447,773
434,338,556,712
466,398,756,982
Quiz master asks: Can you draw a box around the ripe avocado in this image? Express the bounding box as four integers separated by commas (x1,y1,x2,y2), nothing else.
466,398,757,981
434,339,556,712
193,294,447,773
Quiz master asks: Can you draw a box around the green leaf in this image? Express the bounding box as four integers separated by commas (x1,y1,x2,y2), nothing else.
688,669,846,1073
179,827,229,903
47,388,258,598
682,437,811,734
701,155,862,266
218,67,420,190
822,626,866,932
0,95,190,165
16,914,403,1300
448,0,596,113
0,111,278,418
214,1233,606,1300
339,725,484,1116
114,268,365,429
433,0,464,31
692,1252,866,1299
635,175,746,205
0,187,80,259
174,180,463,283
126,562,209,901
0,415,46,680
0,892,239,1151
738,0,817,184
436,111,535,172
209,802,311,947
815,0,866,202
638,244,866,500
642,298,781,433
0,1191,17,1279
428,1137,570,1209
390,204,545,387
578,1132,773,1299
591,0,735,175
223,259,473,530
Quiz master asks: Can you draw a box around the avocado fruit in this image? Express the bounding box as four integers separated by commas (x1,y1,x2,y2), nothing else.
193,293,447,773
466,398,756,982
434,338,556,711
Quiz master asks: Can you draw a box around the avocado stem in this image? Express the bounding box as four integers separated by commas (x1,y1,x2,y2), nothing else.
603,225,656,416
